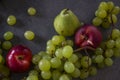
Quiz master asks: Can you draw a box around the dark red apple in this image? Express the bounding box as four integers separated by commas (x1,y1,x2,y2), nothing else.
75,25,102,48
6,45,32,73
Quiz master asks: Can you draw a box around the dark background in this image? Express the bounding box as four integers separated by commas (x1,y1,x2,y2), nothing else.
0,0,120,80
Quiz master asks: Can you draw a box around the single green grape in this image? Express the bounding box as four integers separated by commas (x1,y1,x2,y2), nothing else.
32,54,41,65
106,39,115,48
52,35,65,45
92,17,102,26
74,60,81,68
64,61,75,73
46,44,55,54
47,40,53,46
29,69,39,76
59,74,70,80
115,38,120,48
104,58,113,66
7,15,16,26
66,40,74,47
113,48,120,57
108,14,117,24
62,45,73,58
99,2,108,11
3,31,14,40
89,66,97,76
80,69,89,79
95,47,103,55
26,75,38,80
55,48,63,59
112,28,120,39
24,31,35,40
42,54,52,61
107,1,114,11
41,71,52,80
70,68,81,78
94,55,104,63
38,59,51,71
105,49,114,57
27,7,37,16
81,56,92,68
97,9,107,18
68,54,78,63
112,6,120,15
2,41,12,50
50,57,61,68
52,70,61,80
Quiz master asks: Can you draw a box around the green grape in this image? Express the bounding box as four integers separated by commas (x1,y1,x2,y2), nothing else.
66,40,74,47
102,19,111,28
97,9,107,18
62,45,73,58
74,60,81,68
104,58,113,66
3,31,14,40
112,28,120,39
106,39,115,48
29,70,39,76
24,31,35,40
0,65,10,77
113,48,120,57
108,14,117,24
97,62,105,68
26,75,38,80
38,59,51,71
94,55,104,63
27,7,36,16
42,54,52,60
2,41,12,50
89,66,97,76
95,47,103,55
59,74,70,80
50,57,61,68
105,49,114,57
68,54,78,63
55,48,63,59
112,6,120,15
80,69,89,79
92,17,102,26
81,56,92,68
0,55,3,63
46,44,55,54
52,35,62,45
100,42,106,49
38,51,47,57
57,61,64,72
47,40,54,46
52,70,61,80
99,2,108,11
95,10,99,16
32,54,41,64
115,38,120,48
64,61,75,73
7,15,16,26
107,1,114,11
70,68,81,78
41,71,52,80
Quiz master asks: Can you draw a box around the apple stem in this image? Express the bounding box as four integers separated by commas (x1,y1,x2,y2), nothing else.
74,46,95,53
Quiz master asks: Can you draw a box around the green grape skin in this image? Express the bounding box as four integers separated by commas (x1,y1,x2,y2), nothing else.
55,48,63,59
68,54,78,63
7,15,16,26
59,74,70,80
50,57,61,68
106,39,115,48
81,56,92,68
99,2,108,11
24,31,35,40
80,69,89,79
52,35,65,45
105,49,114,58
115,38,120,48
107,1,114,11
41,71,52,80
94,55,104,63
2,41,12,50
46,44,55,54
108,14,117,24
26,75,38,80
70,68,81,78
112,6,120,15
89,66,97,76
95,47,103,55
29,70,39,76
38,59,51,71
97,9,107,18
104,58,113,66
32,54,41,65
66,40,74,47
52,70,61,80
111,28,120,39
101,19,110,28
92,17,102,26
42,54,52,61
3,31,14,40
27,7,37,16
47,40,54,46
62,45,73,58
113,48,120,57
74,60,81,68
64,61,75,73
100,42,106,49
38,51,47,57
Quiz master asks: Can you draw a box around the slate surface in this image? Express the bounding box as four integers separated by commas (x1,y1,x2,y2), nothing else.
0,0,120,80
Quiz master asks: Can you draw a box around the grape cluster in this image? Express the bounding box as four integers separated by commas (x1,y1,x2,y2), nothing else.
92,1,120,28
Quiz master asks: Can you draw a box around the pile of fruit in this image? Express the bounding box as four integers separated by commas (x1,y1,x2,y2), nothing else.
0,1,120,80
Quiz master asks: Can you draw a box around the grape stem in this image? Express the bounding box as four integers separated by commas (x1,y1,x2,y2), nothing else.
74,46,95,53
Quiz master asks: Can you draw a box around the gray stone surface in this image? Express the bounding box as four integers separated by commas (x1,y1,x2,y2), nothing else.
0,0,120,80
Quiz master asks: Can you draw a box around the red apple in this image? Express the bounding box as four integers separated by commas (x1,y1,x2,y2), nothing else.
6,45,32,73
75,25,102,48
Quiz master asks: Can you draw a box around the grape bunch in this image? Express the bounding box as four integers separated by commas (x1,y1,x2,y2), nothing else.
92,1,120,28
